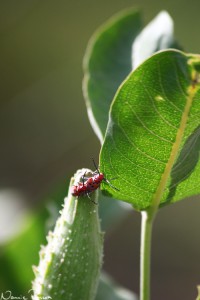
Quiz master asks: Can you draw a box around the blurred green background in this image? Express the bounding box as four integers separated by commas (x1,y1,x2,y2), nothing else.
0,0,200,299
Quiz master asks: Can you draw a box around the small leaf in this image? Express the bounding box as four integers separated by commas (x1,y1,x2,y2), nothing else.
98,191,132,231
0,207,48,294
100,50,200,210
32,169,103,300
83,9,142,143
96,272,138,300
132,11,178,69
196,285,200,300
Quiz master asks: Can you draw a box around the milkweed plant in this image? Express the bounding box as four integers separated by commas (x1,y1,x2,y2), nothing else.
32,9,200,300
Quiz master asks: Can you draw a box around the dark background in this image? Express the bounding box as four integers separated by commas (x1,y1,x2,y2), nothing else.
0,1,200,299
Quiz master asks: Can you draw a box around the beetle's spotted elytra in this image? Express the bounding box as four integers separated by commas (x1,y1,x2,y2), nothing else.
70,159,119,203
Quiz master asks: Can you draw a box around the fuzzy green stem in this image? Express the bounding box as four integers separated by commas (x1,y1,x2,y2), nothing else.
140,210,156,300
32,168,103,300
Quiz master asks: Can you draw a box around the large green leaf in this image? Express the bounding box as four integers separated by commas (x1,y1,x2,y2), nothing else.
83,9,142,143
100,50,200,211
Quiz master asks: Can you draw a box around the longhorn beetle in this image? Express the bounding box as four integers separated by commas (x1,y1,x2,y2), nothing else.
71,159,119,202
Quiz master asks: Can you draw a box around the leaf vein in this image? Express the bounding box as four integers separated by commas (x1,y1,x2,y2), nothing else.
126,101,174,144
108,144,155,195
157,60,185,113
141,80,179,130
117,115,166,165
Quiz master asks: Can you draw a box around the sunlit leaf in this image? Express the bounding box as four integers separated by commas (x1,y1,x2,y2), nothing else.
100,50,200,210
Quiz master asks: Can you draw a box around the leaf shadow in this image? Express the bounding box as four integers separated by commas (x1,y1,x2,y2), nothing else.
165,125,200,204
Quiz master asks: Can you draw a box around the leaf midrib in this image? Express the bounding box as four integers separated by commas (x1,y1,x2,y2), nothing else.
149,76,196,215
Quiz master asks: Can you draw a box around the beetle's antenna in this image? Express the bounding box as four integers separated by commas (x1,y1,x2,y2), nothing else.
81,171,87,186
92,158,100,175
103,178,120,191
